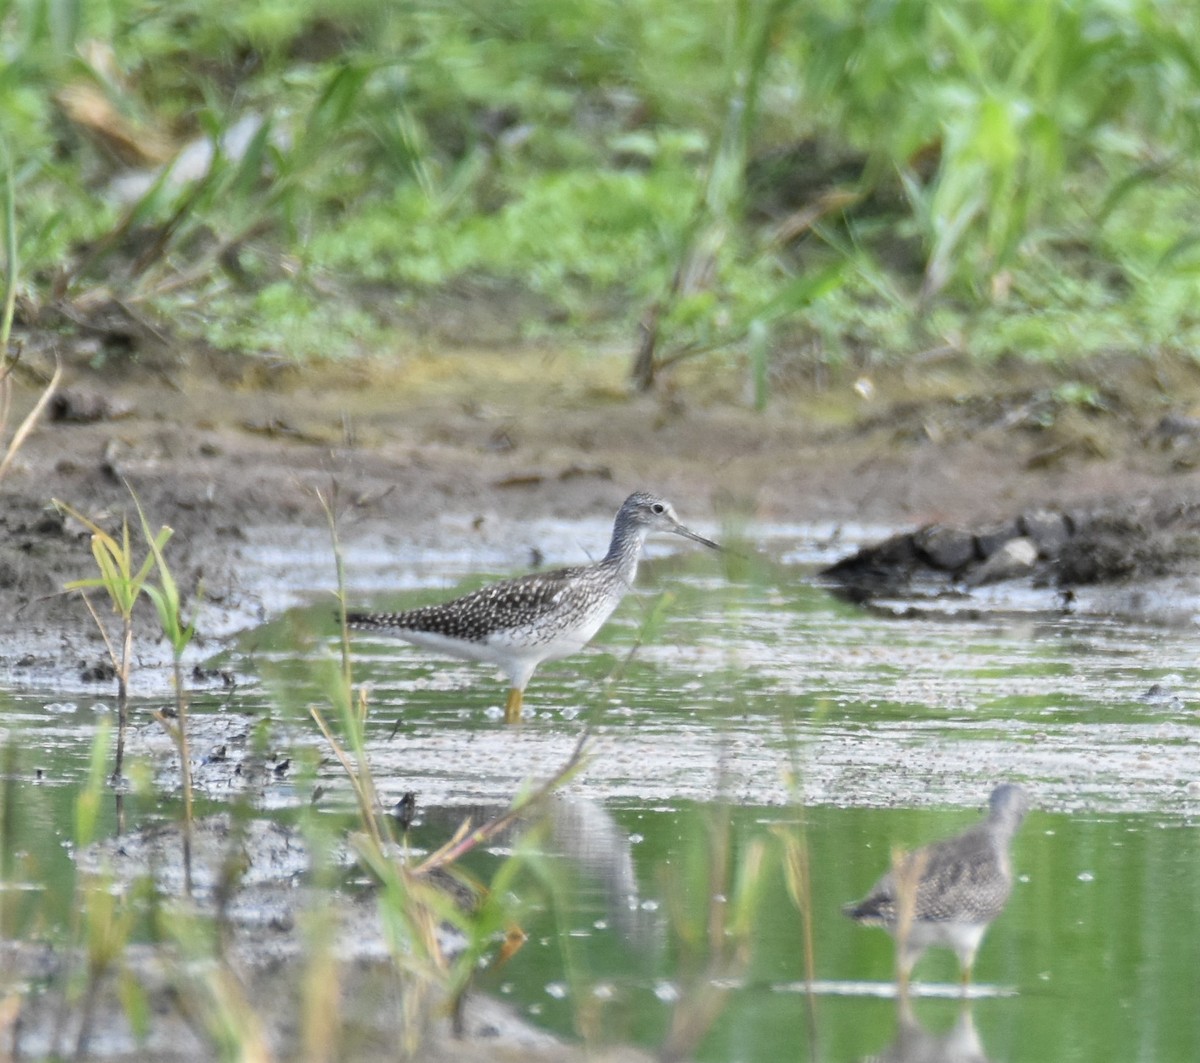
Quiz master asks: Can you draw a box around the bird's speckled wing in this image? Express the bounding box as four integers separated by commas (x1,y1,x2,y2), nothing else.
848,826,1011,925
347,564,596,644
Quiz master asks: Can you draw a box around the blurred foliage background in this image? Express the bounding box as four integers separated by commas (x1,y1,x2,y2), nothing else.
4,0,1200,384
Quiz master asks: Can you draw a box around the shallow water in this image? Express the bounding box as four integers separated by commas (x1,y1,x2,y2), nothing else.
3,519,1200,1060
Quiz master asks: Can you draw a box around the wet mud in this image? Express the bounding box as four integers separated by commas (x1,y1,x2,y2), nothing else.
7,345,1200,684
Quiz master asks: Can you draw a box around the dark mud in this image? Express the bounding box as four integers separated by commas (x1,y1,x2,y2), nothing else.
821,496,1200,609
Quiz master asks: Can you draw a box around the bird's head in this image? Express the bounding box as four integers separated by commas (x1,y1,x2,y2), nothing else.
619,492,720,550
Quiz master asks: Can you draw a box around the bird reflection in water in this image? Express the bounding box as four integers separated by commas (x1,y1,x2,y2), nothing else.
861,998,990,1063
417,794,655,945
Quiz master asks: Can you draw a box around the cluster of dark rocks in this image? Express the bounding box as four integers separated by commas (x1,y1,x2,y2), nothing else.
821,499,1200,602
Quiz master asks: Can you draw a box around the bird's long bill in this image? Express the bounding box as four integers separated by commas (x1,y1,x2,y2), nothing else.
672,521,722,551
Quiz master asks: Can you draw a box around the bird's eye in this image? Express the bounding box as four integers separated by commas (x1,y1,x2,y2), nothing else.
651,503,665,514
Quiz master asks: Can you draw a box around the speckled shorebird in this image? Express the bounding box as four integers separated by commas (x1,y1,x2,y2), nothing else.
843,783,1030,991
346,492,720,723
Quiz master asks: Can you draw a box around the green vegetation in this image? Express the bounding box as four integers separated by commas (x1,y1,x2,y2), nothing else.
53,497,171,783
5,0,1200,380
136,498,200,893
0,147,60,481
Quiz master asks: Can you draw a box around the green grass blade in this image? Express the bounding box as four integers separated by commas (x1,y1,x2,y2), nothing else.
0,138,16,358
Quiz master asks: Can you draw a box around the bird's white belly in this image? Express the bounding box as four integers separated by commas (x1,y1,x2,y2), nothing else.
392,629,506,665
485,606,614,660
900,920,988,953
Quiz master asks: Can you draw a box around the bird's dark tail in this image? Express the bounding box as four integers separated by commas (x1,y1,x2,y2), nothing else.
842,897,889,923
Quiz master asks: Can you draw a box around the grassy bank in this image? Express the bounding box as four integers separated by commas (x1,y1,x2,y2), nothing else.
4,0,1200,382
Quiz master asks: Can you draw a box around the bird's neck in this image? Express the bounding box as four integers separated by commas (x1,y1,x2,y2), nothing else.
602,523,649,587
989,813,1020,844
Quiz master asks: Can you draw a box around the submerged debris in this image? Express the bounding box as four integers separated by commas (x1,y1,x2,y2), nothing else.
821,498,1200,603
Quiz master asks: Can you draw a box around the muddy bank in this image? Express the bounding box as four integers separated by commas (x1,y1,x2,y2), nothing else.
6,344,1200,683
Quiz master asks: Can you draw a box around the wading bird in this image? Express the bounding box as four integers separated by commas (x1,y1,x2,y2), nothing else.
347,491,720,723
843,783,1030,992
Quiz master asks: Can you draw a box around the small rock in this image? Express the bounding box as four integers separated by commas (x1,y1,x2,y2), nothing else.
1062,508,1091,535
49,388,135,424
913,524,977,571
1139,683,1185,711
79,658,116,683
31,509,65,536
963,537,1039,586
1019,510,1071,557
1153,414,1200,446
974,519,1020,559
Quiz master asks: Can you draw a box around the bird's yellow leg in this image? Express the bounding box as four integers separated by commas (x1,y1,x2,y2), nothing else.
496,923,528,966
504,688,524,724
